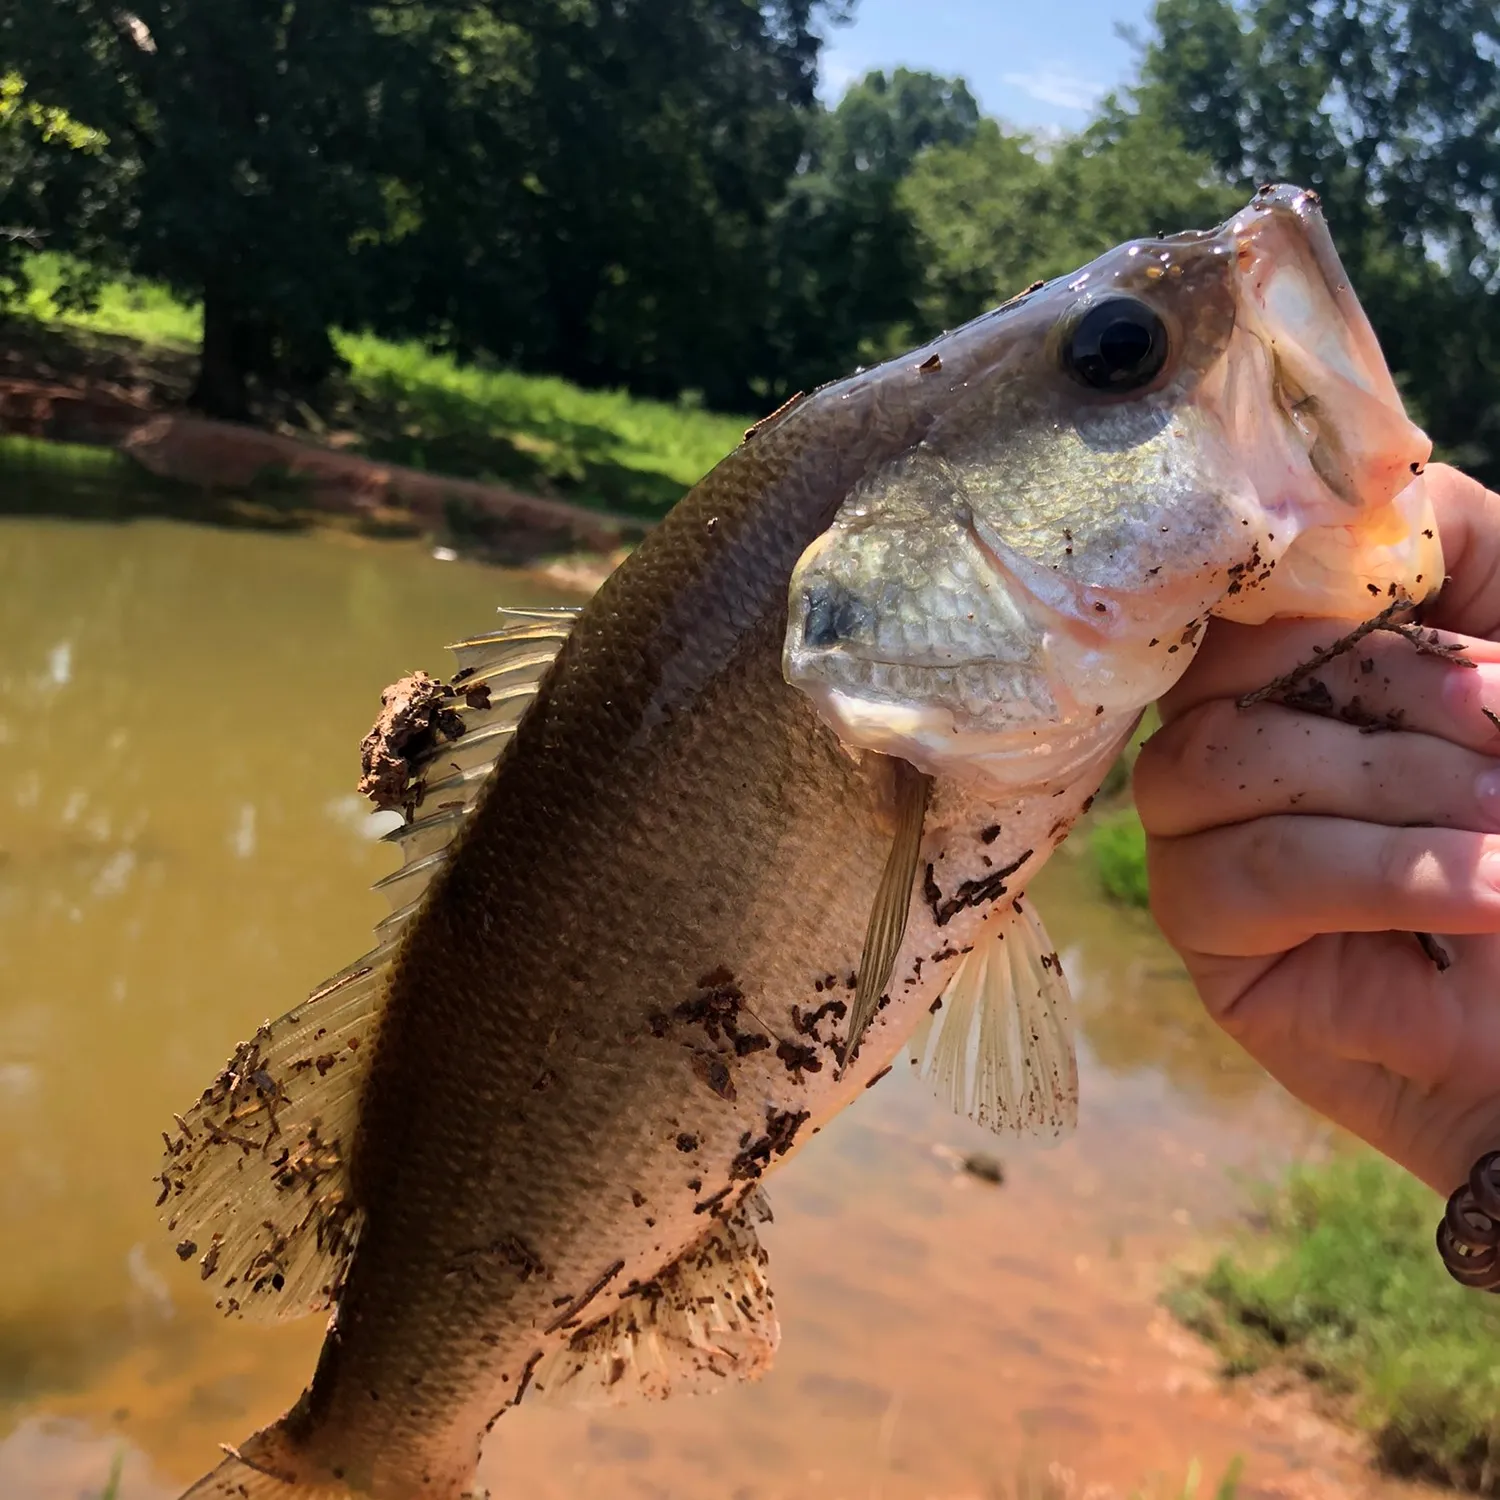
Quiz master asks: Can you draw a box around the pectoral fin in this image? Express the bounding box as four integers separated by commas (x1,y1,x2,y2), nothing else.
908,893,1077,1139
845,759,933,1065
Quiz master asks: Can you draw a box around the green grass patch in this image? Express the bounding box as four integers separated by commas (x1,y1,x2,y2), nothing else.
98,1451,124,1500
12,257,750,519
20,253,202,347
0,433,333,533
1171,1152,1500,1491
1090,806,1150,908
337,332,746,519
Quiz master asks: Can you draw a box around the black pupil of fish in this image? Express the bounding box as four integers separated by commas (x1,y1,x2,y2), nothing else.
1065,299,1167,390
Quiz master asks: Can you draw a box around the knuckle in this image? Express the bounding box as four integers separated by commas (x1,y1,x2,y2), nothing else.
1145,833,1215,948
1237,817,1294,899
1370,826,1415,897
1133,698,1242,829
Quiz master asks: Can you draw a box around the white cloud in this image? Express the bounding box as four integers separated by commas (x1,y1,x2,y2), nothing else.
1000,67,1104,115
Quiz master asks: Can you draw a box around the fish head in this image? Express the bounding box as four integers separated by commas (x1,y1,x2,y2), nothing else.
783,183,1439,791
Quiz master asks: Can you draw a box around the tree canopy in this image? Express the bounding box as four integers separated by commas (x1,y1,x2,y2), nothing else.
1,0,1496,482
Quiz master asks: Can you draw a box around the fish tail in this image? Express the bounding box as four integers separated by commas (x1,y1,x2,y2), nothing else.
179,1422,353,1500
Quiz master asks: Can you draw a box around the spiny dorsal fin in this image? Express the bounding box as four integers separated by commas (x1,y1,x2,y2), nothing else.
525,1191,778,1407
369,606,580,937
907,893,1077,1140
159,606,580,1321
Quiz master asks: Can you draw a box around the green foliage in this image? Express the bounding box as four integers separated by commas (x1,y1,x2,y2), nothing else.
1173,1153,1500,1491
1089,808,1151,909
762,67,982,392
0,1,848,416
338,333,745,517
98,1450,123,1500
901,109,1240,335
5,0,1498,498
1136,0,1500,482
21,253,201,346
1167,1457,1243,1500
6,259,749,521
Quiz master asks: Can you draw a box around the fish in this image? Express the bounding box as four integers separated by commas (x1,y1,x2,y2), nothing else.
158,184,1438,1499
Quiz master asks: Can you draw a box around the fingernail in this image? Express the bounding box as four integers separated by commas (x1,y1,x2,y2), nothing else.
1482,839,1500,889
1479,769,1500,831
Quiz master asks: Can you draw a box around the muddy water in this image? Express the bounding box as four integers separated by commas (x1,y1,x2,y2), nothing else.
0,514,1424,1500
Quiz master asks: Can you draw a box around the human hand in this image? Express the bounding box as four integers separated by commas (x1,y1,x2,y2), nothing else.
1135,464,1500,1195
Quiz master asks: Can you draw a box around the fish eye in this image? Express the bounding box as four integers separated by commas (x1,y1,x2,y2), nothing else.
1062,297,1168,391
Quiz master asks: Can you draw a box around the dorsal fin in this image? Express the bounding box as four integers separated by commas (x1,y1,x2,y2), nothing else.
159,606,580,1320
367,606,580,935
157,950,385,1319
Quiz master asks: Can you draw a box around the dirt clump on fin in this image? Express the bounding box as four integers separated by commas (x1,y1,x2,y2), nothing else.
358,671,472,815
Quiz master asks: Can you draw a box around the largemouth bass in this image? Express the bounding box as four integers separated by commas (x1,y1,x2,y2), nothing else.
160,185,1437,1499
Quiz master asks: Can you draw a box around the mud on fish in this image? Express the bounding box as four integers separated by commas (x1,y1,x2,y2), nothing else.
157,185,1439,1499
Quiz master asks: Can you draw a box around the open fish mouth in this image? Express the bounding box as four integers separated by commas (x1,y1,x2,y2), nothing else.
1207,184,1440,622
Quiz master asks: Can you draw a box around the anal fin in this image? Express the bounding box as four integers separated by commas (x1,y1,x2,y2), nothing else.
908,893,1078,1139
526,1191,778,1407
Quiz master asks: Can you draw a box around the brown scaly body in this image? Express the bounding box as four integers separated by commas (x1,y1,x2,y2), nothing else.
302,407,923,1492
183,363,949,1499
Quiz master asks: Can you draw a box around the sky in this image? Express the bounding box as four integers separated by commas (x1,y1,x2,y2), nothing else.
817,0,1157,133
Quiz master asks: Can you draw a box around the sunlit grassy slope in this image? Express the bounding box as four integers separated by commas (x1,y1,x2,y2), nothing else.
16,256,750,519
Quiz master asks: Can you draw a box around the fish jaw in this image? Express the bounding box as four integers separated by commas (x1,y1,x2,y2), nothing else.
1207,183,1440,622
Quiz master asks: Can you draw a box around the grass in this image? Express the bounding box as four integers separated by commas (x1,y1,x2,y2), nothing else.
99,1451,124,1500
1089,806,1150,908
339,332,746,518
1169,1458,1242,1500
12,255,750,520
1170,1152,1500,1492
1087,710,1157,909
19,253,202,347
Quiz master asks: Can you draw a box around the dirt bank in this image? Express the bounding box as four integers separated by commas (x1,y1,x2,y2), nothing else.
0,327,641,585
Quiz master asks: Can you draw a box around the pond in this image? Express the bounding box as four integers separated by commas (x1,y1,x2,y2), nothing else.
0,483,1426,1500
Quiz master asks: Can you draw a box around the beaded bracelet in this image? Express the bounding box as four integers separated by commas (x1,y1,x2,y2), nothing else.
1436,1150,1500,1291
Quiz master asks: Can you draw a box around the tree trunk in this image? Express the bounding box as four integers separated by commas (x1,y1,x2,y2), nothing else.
189,282,252,420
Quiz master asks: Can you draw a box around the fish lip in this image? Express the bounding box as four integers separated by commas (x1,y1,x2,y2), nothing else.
1224,183,1430,514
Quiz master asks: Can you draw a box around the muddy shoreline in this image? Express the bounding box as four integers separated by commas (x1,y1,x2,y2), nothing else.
0,364,639,592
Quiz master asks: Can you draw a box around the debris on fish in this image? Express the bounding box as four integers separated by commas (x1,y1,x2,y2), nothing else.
159,184,1435,1499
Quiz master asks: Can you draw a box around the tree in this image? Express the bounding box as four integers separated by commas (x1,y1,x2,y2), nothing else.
897,106,1239,337
0,0,451,417
760,67,982,397
0,0,852,418
1137,0,1500,481
369,0,854,411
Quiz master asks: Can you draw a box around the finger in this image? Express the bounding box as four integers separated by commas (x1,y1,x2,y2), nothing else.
1423,465,1500,640
1135,697,1500,838
1147,819,1500,958
1159,616,1500,754
1184,934,1477,1194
